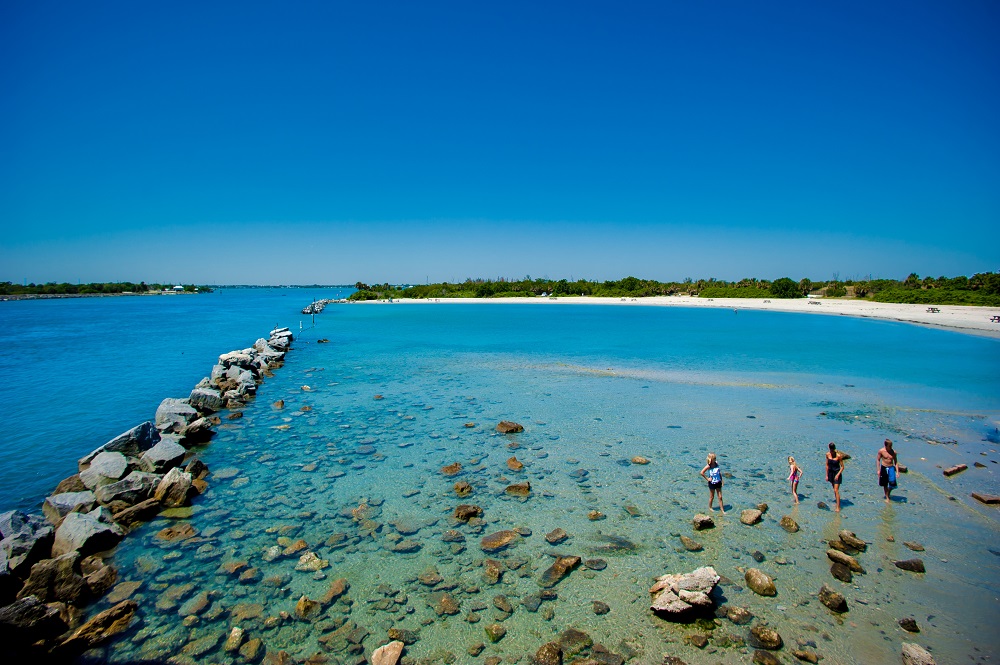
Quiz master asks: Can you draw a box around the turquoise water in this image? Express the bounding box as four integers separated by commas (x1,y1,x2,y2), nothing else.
2,294,999,663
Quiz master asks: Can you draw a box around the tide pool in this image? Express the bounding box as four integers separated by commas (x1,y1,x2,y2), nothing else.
3,295,999,664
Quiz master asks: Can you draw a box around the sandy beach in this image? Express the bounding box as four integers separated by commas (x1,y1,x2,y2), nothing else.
363,295,1000,339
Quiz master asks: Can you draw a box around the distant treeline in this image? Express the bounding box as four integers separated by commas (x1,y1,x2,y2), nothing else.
0,281,212,295
350,272,1000,306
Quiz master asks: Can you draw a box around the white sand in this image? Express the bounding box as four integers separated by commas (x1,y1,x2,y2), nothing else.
361,295,1000,339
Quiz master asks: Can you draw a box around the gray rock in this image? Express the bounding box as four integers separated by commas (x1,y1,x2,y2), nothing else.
181,417,215,444
52,508,125,558
0,511,54,577
79,422,160,467
79,451,129,489
189,387,224,413
744,568,776,596
42,491,97,526
740,509,762,525
154,467,193,507
649,566,719,617
139,438,187,473
901,643,937,665
154,398,198,434
94,471,160,507
692,514,715,530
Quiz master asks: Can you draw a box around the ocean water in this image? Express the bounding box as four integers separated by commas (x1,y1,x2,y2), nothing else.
2,294,999,664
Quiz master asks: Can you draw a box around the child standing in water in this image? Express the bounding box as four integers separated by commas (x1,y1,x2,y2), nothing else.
700,453,725,514
787,456,802,504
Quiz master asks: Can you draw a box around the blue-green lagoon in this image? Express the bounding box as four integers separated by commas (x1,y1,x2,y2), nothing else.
5,297,998,664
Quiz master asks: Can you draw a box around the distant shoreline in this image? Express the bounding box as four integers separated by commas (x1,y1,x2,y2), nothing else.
355,295,1000,339
0,291,202,301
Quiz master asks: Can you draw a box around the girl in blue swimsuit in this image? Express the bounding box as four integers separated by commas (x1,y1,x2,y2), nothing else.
700,452,725,514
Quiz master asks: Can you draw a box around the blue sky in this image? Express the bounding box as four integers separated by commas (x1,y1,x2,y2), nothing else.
1,1,997,285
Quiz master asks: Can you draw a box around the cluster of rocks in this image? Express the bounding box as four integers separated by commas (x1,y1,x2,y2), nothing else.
301,299,337,315
0,327,293,658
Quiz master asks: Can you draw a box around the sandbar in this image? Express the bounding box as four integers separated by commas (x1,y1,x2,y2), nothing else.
359,295,1000,339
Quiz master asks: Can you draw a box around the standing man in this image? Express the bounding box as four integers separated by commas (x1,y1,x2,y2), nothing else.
877,439,898,502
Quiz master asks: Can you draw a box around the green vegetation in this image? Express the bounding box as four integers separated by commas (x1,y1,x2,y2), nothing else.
0,281,212,296
348,271,1000,306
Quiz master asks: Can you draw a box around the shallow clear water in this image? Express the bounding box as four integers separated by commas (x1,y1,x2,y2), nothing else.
3,296,999,664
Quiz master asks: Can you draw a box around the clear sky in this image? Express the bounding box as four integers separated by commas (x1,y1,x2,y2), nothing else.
1,1,997,285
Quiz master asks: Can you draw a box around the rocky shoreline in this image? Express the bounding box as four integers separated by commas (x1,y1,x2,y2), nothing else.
0,327,295,660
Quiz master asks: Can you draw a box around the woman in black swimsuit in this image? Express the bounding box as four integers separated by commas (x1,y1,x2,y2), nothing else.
826,442,845,512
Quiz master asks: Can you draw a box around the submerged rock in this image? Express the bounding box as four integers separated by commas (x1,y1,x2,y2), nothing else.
894,559,926,573
506,482,531,497
481,530,519,553
539,556,581,588
454,505,483,521
830,562,853,583
901,643,937,665
372,640,405,665
744,569,776,597
496,421,524,434
826,549,865,573
819,584,848,612
838,530,867,551
56,599,137,653
649,566,719,618
779,516,799,533
748,624,783,650
899,617,920,633
692,514,715,531
507,456,525,471
679,535,703,552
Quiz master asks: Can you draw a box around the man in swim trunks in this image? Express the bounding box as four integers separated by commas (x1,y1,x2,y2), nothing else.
877,438,898,503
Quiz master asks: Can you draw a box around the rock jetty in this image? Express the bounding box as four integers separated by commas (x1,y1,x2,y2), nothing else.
0,327,294,659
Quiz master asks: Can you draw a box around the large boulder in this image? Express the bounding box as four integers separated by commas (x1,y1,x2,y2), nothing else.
189,387,224,413
42,491,97,526
254,338,285,360
79,451,129,490
154,398,198,434
154,467,194,507
16,552,88,605
52,508,125,558
0,595,69,653
79,422,160,467
0,510,54,577
94,471,160,508
139,438,187,474
649,566,720,618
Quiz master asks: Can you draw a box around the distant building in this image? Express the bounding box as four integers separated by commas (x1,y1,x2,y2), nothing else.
173,285,184,291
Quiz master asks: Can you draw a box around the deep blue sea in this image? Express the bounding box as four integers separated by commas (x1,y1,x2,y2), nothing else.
1,291,998,664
